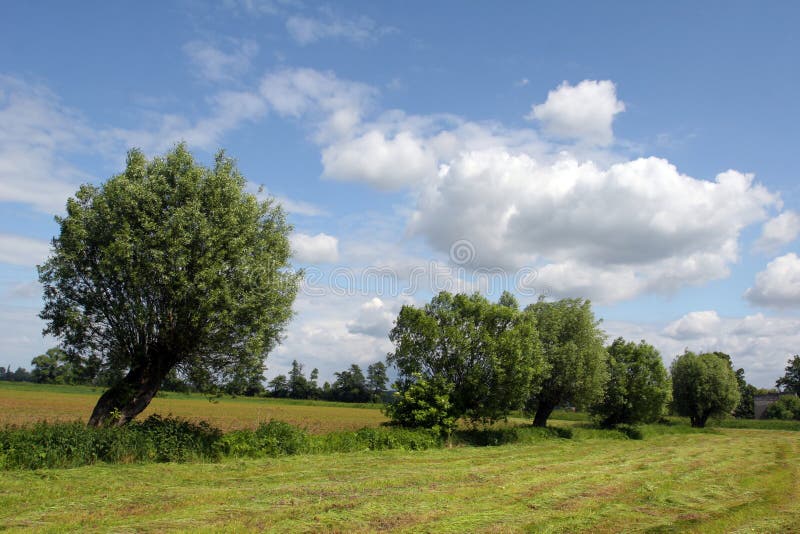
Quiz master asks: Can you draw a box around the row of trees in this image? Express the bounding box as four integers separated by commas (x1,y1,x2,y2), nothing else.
267,360,388,403
384,291,767,434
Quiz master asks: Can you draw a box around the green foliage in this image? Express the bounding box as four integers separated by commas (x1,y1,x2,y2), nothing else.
383,374,457,436
525,297,607,427
590,338,670,427
37,145,298,425
0,415,221,469
776,355,800,395
329,364,370,403
389,291,543,425
764,395,800,420
670,351,741,427
366,362,388,402
733,368,756,418
288,360,314,399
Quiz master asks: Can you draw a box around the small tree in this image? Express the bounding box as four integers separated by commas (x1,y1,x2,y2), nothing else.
525,298,607,427
388,291,543,425
384,373,456,437
590,338,670,427
776,355,800,395
38,145,298,426
670,351,740,427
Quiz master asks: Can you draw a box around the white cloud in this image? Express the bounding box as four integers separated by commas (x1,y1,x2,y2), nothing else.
248,68,781,303
754,211,800,252
183,39,259,83
322,130,437,189
259,67,375,141
410,151,775,302
0,234,50,267
663,310,722,339
346,297,397,338
0,76,97,213
109,89,268,154
744,253,800,309
291,232,339,263
286,10,385,46
528,80,625,146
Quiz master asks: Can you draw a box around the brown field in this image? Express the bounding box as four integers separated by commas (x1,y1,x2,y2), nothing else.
0,382,387,433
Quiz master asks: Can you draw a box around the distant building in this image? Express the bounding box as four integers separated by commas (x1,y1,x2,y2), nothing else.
754,393,798,419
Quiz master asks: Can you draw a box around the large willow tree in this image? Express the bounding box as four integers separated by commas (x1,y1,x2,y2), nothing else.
39,145,298,426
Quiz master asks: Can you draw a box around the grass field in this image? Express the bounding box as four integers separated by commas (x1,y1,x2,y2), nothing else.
0,382,386,433
2,382,800,532
0,428,797,532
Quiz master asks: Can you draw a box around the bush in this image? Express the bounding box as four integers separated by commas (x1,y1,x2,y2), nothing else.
383,374,457,436
135,414,222,462
0,415,222,469
254,420,311,456
765,396,800,420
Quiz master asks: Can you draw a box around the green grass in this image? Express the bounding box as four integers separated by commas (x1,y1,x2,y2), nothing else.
0,428,797,532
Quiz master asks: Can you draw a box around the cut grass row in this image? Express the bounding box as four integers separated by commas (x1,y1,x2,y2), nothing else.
1,428,797,532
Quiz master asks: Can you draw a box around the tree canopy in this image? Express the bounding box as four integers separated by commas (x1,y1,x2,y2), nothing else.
525,298,607,427
670,351,740,427
388,291,543,425
776,355,800,395
590,338,670,427
38,145,298,426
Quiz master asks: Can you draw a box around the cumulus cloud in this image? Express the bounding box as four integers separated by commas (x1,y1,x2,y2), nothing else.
247,68,781,303
183,39,259,83
527,80,625,146
410,151,775,301
0,234,50,267
744,253,800,309
321,130,437,189
291,232,339,263
346,297,397,338
754,211,800,252
663,310,722,339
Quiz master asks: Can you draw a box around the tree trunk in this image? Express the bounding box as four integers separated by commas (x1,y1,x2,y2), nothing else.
533,403,555,427
88,358,172,427
690,412,709,428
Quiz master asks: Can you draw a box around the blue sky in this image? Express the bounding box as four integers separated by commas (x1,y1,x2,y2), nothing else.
1,1,798,387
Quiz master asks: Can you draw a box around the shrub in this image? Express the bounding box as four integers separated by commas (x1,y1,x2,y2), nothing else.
765,396,800,420
0,415,222,469
254,420,311,456
383,374,457,437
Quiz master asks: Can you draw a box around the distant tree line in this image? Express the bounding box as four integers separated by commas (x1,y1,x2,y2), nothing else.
266,360,388,403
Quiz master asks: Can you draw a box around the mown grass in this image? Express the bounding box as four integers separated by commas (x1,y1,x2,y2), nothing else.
0,428,797,532
0,382,386,433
